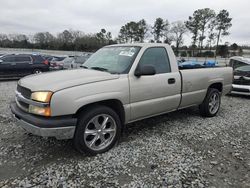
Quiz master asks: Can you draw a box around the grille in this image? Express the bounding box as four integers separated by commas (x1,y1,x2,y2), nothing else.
233,79,250,86
17,85,31,99
19,100,29,109
16,99,29,112
16,84,31,112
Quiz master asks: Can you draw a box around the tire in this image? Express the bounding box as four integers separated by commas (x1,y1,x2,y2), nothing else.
74,105,122,155
199,88,221,117
33,69,42,74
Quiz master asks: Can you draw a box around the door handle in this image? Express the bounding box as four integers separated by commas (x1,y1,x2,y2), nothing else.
168,78,175,84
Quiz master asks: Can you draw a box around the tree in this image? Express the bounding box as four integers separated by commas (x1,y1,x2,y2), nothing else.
162,20,173,45
217,44,229,58
96,28,107,44
215,10,232,52
118,20,149,43
118,26,129,43
231,43,238,51
137,19,150,42
33,32,54,49
197,8,215,50
96,29,114,46
70,30,84,42
230,43,238,56
207,19,216,51
152,18,166,42
57,30,74,44
0,34,10,47
185,14,200,46
118,21,139,43
185,8,215,50
170,21,187,54
106,31,113,44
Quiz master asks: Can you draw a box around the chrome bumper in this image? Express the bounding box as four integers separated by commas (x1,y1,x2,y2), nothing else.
231,84,250,96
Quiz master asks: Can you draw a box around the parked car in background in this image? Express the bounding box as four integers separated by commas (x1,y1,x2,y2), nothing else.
231,65,250,95
49,56,66,70
0,54,49,79
229,56,250,70
42,55,54,63
76,54,92,63
54,54,93,70
61,57,76,69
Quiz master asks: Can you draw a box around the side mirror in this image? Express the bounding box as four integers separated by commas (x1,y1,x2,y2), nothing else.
134,65,156,77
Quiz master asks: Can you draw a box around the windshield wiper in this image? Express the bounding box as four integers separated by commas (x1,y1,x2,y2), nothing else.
80,65,88,69
89,66,119,74
90,66,109,72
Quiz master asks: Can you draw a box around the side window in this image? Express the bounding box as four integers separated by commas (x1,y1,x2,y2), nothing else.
2,56,15,63
138,47,171,74
32,55,44,63
15,56,31,63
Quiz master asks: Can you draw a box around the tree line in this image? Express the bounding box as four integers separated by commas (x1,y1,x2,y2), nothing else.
0,29,116,52
0,8,235,56
117,8,233,56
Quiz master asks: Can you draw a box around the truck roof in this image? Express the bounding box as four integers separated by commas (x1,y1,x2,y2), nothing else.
230,56,250,65
108,43,171,48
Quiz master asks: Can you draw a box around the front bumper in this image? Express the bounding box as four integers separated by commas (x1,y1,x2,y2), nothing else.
10,102,77,139
231,84,250,96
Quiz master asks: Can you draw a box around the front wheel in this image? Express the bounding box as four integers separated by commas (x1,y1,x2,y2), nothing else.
74,105,122,155
199,88,221,117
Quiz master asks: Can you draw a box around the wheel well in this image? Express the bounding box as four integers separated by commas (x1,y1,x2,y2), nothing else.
209,82,223,92
73,99,125,125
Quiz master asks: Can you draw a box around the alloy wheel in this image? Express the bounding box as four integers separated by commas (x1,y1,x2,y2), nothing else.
84,114,117,151
208,92,220,114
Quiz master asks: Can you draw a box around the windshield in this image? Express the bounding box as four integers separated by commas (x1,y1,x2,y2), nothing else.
235,65,250,72
83,46,141,74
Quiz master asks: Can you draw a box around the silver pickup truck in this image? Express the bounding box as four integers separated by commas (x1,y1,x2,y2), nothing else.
11,43,233,155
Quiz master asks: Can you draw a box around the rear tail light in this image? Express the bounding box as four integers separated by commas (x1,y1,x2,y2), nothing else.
43,60,49,65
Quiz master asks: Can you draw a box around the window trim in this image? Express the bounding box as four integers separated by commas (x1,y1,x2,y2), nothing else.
136,46,172,74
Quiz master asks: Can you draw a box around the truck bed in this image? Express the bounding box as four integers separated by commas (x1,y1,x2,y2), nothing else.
178,67,232,109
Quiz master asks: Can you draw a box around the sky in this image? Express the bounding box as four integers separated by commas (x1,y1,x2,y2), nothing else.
0,0,250,46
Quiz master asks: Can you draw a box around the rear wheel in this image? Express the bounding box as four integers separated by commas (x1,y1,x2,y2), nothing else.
33,69,42,74
199,88,221,117
74,105,122,155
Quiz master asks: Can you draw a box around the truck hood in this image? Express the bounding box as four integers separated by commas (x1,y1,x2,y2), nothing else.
18,69,120,92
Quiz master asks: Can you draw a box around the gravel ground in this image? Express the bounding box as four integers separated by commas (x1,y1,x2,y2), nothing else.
0,81,249,188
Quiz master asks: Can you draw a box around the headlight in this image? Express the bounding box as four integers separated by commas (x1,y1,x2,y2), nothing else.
31,91,53,103
29,105,51,116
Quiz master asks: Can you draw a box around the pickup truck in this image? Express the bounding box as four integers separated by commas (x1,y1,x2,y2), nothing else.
10,43,233,155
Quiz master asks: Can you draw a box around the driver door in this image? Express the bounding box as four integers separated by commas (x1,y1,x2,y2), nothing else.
129,47,181,121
